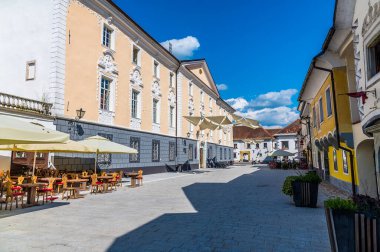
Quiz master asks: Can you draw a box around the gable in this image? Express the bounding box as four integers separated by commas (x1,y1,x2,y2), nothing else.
181,60,220,95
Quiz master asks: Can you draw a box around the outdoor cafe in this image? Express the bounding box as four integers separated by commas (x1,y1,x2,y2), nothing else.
0,115,139,211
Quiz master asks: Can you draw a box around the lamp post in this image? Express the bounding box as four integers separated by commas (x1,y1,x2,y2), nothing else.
68,108,86,140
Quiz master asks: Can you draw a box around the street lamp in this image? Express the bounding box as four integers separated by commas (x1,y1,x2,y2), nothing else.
68,108,86,139
76,108,86,120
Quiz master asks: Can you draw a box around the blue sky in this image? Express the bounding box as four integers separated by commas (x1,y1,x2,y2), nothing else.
114,0,335,127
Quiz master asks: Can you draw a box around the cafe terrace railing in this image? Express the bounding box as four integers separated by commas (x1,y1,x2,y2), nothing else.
0,92,53,115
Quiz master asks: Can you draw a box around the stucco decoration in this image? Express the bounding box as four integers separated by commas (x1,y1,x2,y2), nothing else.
152,81,161,99
129,69,143,130
188,97,195,114
362,1,380,36
168,91,175,106
98,51,118,75
352,19,365,117
130,69,143,88
97,52,118,125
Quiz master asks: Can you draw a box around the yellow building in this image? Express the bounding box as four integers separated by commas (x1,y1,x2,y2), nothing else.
298,0,359,193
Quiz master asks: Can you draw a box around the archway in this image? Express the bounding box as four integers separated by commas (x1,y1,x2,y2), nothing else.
356,139,378,198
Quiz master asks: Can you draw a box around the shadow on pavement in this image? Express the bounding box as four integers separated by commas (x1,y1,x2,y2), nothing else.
107,169,329,251
0,202,70,219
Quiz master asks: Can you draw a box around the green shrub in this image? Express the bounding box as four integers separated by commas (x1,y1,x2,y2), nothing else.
324,197,357,212
352,194,380,218
297,171,322,184
282,176,298,196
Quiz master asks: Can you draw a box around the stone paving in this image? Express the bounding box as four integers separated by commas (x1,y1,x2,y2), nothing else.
0,165,332,251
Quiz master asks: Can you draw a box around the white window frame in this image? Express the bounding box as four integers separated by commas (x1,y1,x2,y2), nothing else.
131,90,140,119
132,45,141,66
26,60,36,81
342,150,349,174
102,24,115,50
319,98,324,123
153,98,160,124
169,106,175,128
325,86,332,117
100,76,112,111
153,60,160,78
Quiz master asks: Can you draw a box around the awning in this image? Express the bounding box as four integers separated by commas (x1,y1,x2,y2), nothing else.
0,140,95,153
232,114,260,129
0,114,69,144
269,149,295,157
207,116,232,125
199,118,219,130
183,116,203,126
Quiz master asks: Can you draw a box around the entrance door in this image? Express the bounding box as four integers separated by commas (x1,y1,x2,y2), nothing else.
200,147,204,168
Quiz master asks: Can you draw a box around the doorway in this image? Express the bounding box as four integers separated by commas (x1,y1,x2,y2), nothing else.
323,150,330,181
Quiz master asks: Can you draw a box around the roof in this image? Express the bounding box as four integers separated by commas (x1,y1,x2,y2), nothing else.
266,128,282,135
275,119,301,135
233,126,274,141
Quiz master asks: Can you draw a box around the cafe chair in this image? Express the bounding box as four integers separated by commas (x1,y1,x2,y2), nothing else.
136,169,143,186
101,171,107,177
109,173,118,191
56,174,66,193
61,176,77,200
82,171,88,177
37,178,57,204
90,174,103,194
117,170,123,187
3,180,25,210
31,176,37,184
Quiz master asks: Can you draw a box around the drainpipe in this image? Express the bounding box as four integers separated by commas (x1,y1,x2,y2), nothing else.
175,64,181,169
313,63,357,195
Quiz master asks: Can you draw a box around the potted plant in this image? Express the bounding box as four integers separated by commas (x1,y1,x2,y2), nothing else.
282,171,322,208
324,196,380,251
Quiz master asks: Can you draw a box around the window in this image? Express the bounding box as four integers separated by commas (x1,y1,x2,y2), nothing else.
224,148,227,160
234,144,238,149
153,99,159,124
152,140,160,162
188,144,193,160
247,143,251,149
333,149,338,171
281,141,289,150
229,149,232,159
153,61,159,78
234,153,237,158
319,98,324,123
326,87,332,117
189,82,193,96
169,73,174,87
220,148,223,160
102,25,113,48
256,143,260,149
130,137,140,163
200,91,204,103
132,46,140,65
169,142,175,161
274,143,278,149
263,143,267,148
313,107,317,128
131,90,139,118
169,106,175,127
208,146,213,158
100,77,111,110
342,151,348,174
194,145,197,160
26,61,36,80
15,152,26,158
36,153,45,159
97,133,113,165
367,35,380,79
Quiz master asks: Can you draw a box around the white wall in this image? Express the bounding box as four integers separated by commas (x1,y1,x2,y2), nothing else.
274,134,299,160
0,0,53,101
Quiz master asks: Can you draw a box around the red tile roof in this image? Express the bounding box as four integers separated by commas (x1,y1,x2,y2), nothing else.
275,119,301,134
233,126,274,140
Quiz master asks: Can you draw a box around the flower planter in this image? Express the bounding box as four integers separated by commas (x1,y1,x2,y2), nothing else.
325,208,380,252
292,181,319,208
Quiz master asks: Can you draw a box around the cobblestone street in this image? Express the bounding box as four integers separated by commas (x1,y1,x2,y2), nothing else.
0,165,332,251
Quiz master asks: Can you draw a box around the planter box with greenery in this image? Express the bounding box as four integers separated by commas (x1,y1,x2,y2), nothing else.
282,171,322,208
324,196,380,252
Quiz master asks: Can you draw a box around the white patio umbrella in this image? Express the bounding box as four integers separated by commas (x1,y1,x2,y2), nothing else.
77,136,138,173
0,140,96,175
0,114,69,144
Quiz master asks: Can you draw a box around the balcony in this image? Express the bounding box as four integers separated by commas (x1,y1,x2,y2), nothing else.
0,92,52,115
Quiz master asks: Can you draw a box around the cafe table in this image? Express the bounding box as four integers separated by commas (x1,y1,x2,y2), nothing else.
97,176,114,192
126,172,139,188
20,183,46,207
67,178,89,190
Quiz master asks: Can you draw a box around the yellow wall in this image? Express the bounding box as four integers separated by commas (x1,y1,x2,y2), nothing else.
310,67,357,185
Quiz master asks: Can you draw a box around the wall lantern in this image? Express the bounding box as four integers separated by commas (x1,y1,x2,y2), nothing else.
76,108,86,120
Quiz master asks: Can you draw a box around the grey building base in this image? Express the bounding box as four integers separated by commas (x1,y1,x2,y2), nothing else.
329,176,357,194
53,118,232,174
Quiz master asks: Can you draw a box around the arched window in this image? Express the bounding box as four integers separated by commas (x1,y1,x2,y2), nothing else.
342,151,348,174
333,149,338,171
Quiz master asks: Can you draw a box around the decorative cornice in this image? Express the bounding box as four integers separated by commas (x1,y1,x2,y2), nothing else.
362,1,380,36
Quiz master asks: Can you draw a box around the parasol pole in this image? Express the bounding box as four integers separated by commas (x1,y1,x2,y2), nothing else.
94,150,98,174
32,151,37,176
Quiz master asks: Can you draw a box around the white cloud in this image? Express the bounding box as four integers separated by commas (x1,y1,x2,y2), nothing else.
217,84,228,91
249,89,298,108
226,97,249,111
161,36,200,58
264,125,283,129
239,107,299,127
